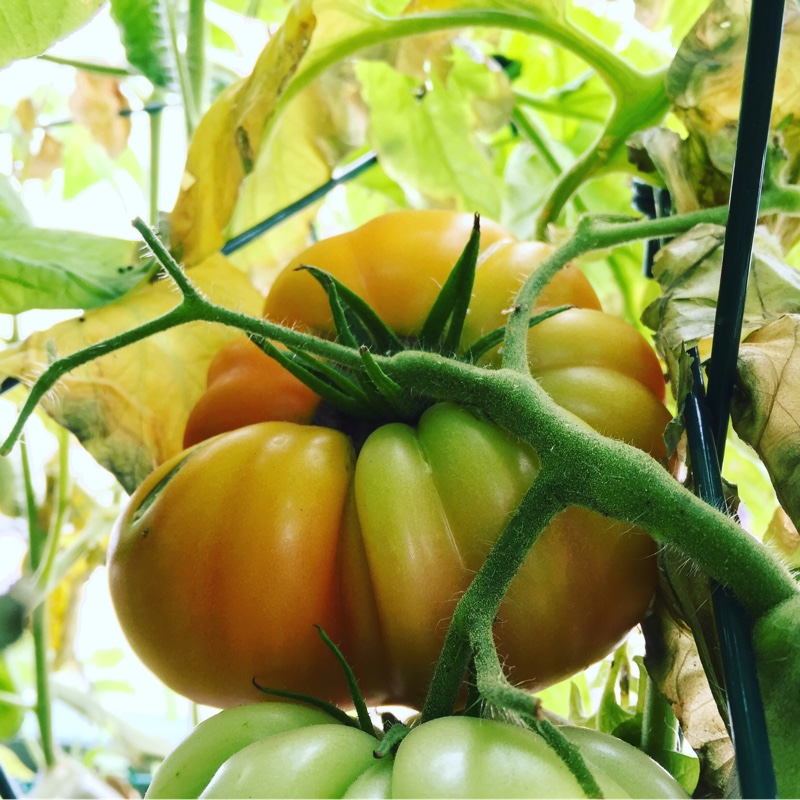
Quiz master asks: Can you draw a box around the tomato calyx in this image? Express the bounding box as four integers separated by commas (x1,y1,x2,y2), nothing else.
251,214,572,433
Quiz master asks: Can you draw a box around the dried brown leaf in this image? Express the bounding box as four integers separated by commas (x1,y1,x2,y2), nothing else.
68,72,132,159
643,597,734,796
733,314,800,533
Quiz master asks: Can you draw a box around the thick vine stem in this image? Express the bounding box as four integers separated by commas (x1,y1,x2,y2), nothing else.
384,350,798,620
421,475,563,722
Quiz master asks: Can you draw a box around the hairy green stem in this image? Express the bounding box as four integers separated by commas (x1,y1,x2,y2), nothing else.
421,476,563,721
640,674,679,763
385,353,797,618
148,100,164,226
30,427,70,596
165,0,198,136
534,69,671,237
20,439,55,768
470,626,603,798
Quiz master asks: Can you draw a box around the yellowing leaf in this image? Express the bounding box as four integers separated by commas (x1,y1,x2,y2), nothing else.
170,0,316,266
227,65,367,290
0,256,263,492
764,506,800,569
733,315,800,533
669,0,800,171
68,72,132,159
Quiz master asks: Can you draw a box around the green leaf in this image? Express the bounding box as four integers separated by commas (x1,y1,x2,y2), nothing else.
0,0,106,69
110,0,174,87
0,176,30,224
652,750,701,795
356,60,505,218
0,222,148,313
0,654,25,740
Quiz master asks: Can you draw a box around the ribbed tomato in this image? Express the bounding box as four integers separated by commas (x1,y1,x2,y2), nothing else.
108,211,670,709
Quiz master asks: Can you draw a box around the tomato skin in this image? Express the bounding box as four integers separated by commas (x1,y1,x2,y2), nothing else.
263,210,514,336
110,402,658,709
108,422,376,708
146,703,689,799
182,339,320,448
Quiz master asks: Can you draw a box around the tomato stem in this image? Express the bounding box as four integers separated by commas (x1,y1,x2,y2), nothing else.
469,624,604,799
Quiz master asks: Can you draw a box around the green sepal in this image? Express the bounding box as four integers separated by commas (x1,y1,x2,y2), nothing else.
461,305,573,364
374,720,410,758
359,346,417,420
299,266,405,354
250,679,360,730
314,625,376,738
287,346,374,410
251,336,367,418
419,213,481,353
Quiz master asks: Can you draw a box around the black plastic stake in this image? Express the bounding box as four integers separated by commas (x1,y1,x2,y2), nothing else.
222,151,379,256
705,0,786,460
695,0,786,795
684,351,777,798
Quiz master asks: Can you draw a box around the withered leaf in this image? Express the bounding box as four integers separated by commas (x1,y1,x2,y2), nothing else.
733,314,800,532
0,255,263,493
68,72,132,160
642,224,800,359
643,597,734,796
170,0,316,267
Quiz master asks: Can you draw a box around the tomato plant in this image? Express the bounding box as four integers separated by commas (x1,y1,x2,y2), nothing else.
6,0,800,797
144,701,689,799
106,211,671,710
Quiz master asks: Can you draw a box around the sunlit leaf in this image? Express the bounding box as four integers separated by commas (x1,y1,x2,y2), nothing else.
733,314,800,532
642,224,800,357
0,0,106,69
61,127,143,202
68,72,132,159
0,256,263,492
0,223,147,314
567,0,672,71
0,175,29,224
632,0,705,45
357,58,505,216
763,505,800,569
170,0,317,266
110,0,174,88
226,63,368,290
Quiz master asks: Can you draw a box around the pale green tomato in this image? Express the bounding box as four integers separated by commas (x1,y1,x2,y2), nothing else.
147,703,689,799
